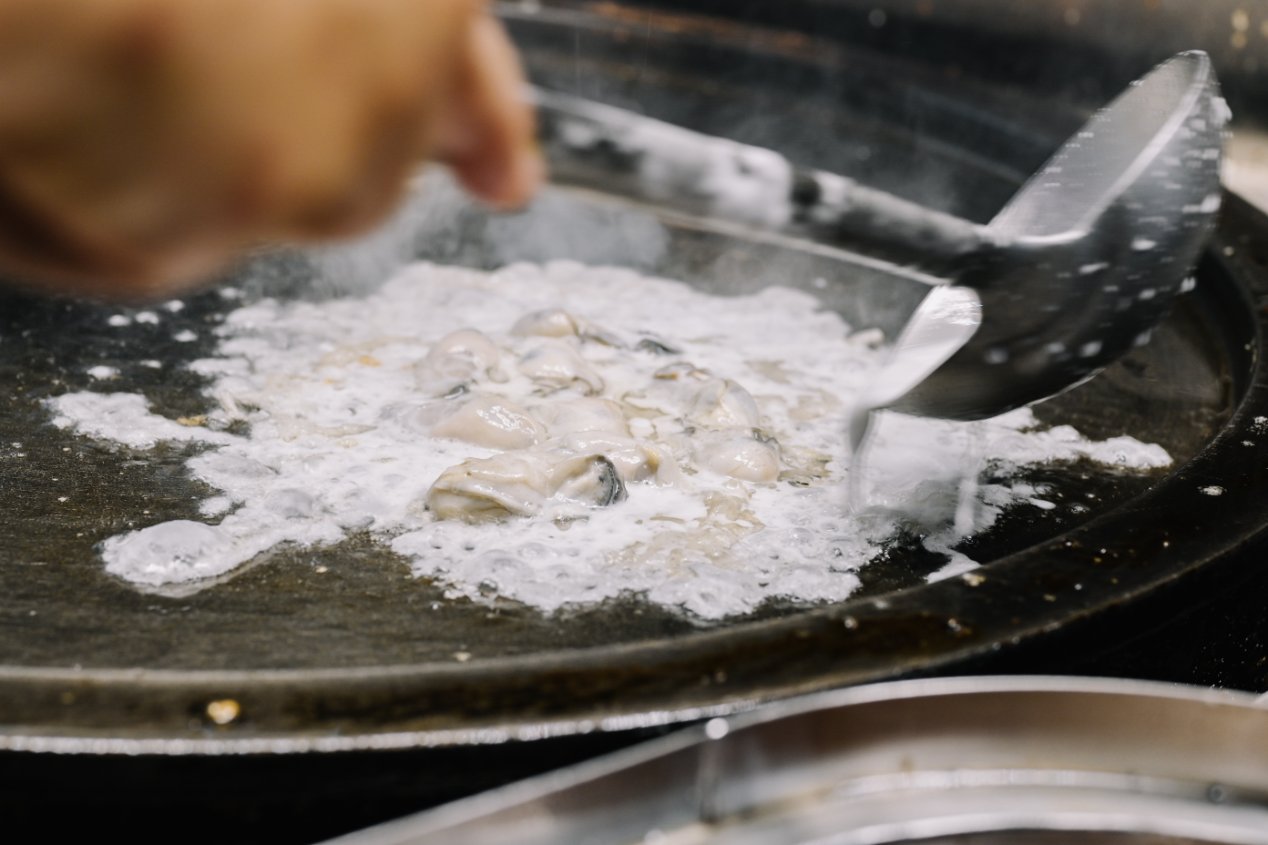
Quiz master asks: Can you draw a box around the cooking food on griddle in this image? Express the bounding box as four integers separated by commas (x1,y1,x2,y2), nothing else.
44,259,1172,618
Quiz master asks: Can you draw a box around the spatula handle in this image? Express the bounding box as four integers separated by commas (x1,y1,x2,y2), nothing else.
533,88,992,270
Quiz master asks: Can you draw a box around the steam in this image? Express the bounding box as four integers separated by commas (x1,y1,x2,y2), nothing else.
298,170,668,299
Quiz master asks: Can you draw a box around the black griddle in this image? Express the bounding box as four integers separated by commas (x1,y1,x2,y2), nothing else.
4,2,1268,842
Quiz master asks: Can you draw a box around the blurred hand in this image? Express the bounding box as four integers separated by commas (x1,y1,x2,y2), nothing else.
0,0,542,299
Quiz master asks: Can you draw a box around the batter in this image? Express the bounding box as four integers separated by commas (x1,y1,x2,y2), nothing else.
46,260,1171,618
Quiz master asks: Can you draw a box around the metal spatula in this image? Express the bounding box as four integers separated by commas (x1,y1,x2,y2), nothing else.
533,51,1227,437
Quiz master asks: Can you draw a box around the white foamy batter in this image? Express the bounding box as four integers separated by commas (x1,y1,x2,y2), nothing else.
46,261,1171,618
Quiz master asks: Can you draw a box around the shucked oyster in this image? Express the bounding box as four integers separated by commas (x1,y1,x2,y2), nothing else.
427,451,627,523
414,329,505,397
517,340,604,395
694,431,781,482
552,431,680,484
430,395,546,450
511,308,581,339
536,397,630,438
689,378,761,430
511,308,623,347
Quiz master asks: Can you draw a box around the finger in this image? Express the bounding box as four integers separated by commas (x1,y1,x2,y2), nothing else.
435,14,543,209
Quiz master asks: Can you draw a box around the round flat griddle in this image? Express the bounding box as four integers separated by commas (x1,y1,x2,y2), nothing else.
3,5,1268,839
0,194,1260,745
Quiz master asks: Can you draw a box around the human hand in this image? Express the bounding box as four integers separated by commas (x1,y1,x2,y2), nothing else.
0,0,541,299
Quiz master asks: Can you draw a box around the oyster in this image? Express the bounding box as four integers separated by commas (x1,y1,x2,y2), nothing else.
553,431,680,484
689,378,762,429
536,397,630,438
554,454,627,507
694,431,781,482
517,340,604,395
511,309,622,347
430,395,546,449
511,308,581,338
427,452,628,523
427,453,553,522
414,329,504,397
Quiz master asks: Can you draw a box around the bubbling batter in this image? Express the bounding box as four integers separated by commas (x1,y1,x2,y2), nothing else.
46,260,1170,618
